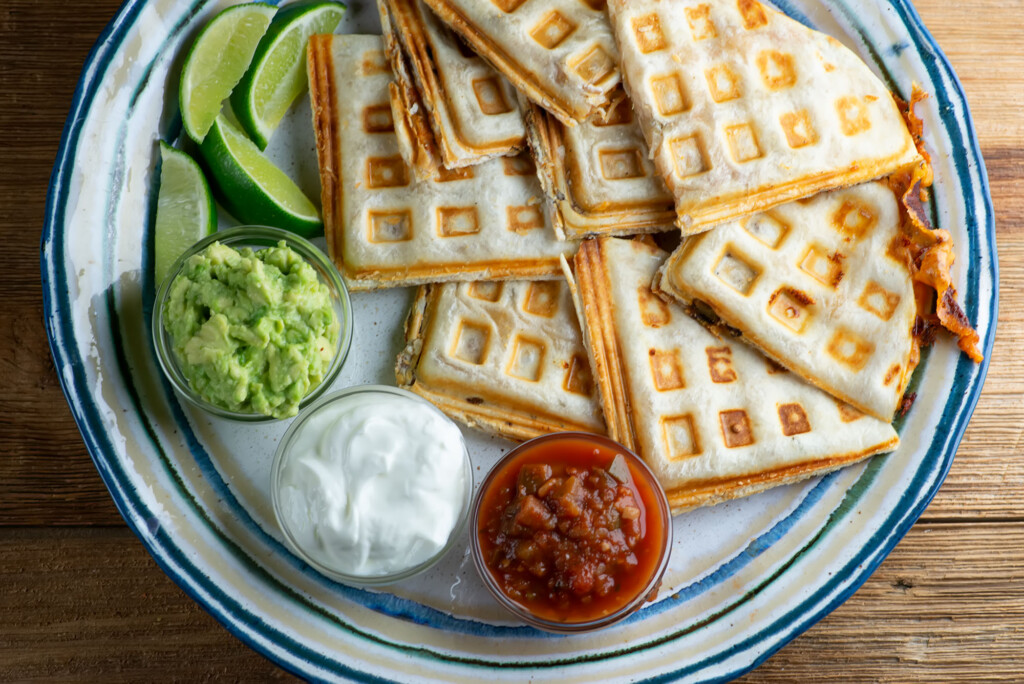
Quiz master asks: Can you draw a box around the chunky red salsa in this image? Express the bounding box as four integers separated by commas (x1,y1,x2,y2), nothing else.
476,436,668,624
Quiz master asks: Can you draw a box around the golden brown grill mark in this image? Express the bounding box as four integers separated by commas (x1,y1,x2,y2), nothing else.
706,346,738,383
778,403,811,436
650,348,686,391
719,409,754,448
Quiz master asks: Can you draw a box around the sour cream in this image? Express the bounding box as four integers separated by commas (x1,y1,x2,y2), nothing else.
273,387,470,581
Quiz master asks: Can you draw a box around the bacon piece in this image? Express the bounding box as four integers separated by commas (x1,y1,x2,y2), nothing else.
899,392,918,418
913,315,941,350
896,85,934,191
899,208,983,362
887,87,983,362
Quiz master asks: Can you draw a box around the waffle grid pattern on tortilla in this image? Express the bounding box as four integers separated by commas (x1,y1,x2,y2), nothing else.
657,181,919,421
606,0,922,233
307,33,574,290
379,0,527,170
397,279,604,441
525,95,676,240
421,0,622,125
570,236,898,513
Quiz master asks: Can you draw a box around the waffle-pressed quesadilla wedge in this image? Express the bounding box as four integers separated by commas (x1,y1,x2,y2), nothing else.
397,280,604,440
420,0,622,126
378,0,527,170
569,236,898,513
605,0,923,234
308,34,575,290
656,181,918,421
381,14,442,181
524,94,676,240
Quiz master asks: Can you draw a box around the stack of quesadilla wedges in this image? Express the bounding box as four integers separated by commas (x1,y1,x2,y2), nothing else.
304,0,980,513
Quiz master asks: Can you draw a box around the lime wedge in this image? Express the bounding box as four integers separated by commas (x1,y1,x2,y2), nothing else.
199,114,322,237
179,2,277,143
232,1,346,149
154,142,217,287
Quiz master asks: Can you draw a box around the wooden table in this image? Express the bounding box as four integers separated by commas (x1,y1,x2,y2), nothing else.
3,0,1020,680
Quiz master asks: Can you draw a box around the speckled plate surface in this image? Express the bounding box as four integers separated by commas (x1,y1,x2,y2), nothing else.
42,1,996,681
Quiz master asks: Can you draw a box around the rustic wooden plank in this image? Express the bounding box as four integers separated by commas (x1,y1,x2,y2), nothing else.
0,0,125,526
744,521,1024,681
0,527,298,681
910,0,1024,521
908,0,1024,148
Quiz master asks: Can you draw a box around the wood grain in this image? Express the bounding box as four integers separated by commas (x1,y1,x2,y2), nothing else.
0,528,297,682
742,523,1024,682
912,0,1024,522
0,0,125,526
0,0,1021,680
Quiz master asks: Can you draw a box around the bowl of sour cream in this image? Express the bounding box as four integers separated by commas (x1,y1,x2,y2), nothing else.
271,385,472,585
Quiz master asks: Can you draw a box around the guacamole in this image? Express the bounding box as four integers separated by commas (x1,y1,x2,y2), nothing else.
162,240,339,418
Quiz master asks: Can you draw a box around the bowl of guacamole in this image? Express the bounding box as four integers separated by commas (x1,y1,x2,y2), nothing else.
153,225,353,421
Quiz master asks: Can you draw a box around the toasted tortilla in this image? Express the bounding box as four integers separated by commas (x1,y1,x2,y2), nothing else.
570,236,898,513
378,0,526,170
397,280,604,440
606,0,923,233
524,94,676,240
421,0,622,125
307,34,575,290
657,182,919,421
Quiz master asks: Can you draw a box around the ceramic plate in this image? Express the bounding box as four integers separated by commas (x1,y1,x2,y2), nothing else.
42,1,996,681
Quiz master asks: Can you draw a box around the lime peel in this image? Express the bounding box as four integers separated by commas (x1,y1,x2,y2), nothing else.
179,2,277,143
232,1,347,149
154,142,217,287
199,114,322,237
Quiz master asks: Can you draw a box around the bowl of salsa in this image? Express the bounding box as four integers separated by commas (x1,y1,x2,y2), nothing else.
470,432,671,632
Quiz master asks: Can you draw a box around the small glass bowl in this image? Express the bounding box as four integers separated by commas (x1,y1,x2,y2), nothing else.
470,432,672,633
271,385,473,586
152,225,353,422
